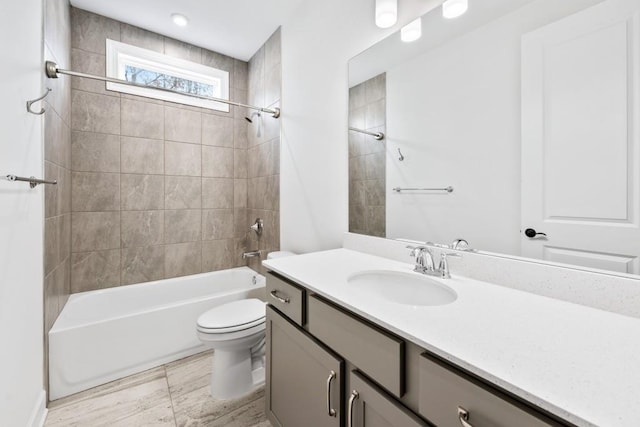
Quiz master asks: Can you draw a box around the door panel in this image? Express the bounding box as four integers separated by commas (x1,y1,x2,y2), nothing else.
348,371,428,427
266,306,343,427
521,0,640,273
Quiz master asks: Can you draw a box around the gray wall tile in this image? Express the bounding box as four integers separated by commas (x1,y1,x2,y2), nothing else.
165,242,201,278
71,172,120,211
202,146,234,178
165,210,202,244
234,179,247,209
121,246,165,285
164,37,202,63
121,23,164,52
71,7,120,55
72,212,120,252
121,98,165,139
66,10,280,291
121,174,165,210
121,136,164,174
71,131,120,172
202,114,234,147
165,106,202,144
71,90,120,134
165,141,202,176
202,178,234,209
165,176,201,209
202,239,235,271
121,210,164,248
70,48,110,95
71,249,121,292
202,209,235,240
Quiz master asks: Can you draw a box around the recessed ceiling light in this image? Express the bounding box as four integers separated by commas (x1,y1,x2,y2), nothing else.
401,18,422,42
442,0,468,19
171,13,189,27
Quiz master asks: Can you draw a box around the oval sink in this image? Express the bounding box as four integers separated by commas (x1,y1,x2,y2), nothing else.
347,270,457,307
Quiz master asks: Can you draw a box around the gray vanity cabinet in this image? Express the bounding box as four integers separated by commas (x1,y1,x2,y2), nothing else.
347,371,430,427
266,305,343,427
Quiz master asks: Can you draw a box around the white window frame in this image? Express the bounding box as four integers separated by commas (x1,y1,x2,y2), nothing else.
105,39,230,112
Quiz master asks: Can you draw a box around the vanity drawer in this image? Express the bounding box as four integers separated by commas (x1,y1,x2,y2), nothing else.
266,273,306,326
419,352,563,427
308,295,405,397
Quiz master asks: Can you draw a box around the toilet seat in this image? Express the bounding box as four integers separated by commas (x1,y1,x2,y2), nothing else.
197,298,266,335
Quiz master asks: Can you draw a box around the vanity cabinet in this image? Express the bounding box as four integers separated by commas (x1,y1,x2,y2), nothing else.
265,272,570,427
348,371,429,427
266,305,343,427
418,352,559,427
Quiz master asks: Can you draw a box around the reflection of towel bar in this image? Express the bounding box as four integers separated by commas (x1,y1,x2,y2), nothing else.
393,186,453,193
5,174,58,189
348,127,385,140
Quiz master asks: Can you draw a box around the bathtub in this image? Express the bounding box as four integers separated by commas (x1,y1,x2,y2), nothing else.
49,267,265,400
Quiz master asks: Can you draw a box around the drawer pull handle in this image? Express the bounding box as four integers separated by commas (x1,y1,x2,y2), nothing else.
458,407,474,427
347,390,359,427
326,370,337,417
270,290,290,304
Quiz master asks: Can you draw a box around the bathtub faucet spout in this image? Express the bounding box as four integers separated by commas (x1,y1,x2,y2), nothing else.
243,250,261,259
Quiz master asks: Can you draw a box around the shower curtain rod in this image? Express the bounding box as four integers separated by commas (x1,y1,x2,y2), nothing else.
44,61,280,118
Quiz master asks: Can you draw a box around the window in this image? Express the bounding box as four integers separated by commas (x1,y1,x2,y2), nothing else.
106,39,230,112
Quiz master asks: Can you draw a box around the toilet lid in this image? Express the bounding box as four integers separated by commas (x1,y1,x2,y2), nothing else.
197,299,266,332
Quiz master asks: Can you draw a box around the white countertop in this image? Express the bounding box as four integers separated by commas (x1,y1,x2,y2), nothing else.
263,248,640,427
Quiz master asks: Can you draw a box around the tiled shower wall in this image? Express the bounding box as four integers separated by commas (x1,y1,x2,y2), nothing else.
43,0,71,391
348,73,386,237
246,29,281,273
69,8,280,291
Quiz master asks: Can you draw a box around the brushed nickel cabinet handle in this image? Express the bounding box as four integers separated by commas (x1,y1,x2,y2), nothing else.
458,406,474,427
269,290,290,304
326,370,337,417
348,390,359,427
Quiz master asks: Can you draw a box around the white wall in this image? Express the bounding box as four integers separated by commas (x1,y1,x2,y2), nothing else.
386,0,603,254
0,0,46,425
280,0,443,253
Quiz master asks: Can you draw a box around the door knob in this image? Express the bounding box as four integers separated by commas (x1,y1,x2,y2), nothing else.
524,228,547,238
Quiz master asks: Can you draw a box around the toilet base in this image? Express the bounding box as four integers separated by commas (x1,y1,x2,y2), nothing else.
209,349,266,400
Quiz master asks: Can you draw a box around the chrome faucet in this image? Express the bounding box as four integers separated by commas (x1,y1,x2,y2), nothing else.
407,246,435,273
407,246,461,279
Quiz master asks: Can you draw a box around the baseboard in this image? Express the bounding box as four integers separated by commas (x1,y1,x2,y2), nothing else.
27,390,48,427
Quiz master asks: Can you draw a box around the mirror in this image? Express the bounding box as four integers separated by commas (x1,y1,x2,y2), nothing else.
348,0,640,276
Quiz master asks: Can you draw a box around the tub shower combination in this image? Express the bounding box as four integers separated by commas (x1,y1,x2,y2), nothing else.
49,267,265,400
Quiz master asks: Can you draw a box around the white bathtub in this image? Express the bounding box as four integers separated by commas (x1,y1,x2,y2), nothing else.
49,267,265,400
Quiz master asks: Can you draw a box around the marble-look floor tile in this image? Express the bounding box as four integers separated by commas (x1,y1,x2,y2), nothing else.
45,367,174,427
204,397,268,427
45,351,271,427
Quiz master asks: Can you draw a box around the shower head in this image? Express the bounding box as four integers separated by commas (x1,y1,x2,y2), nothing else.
245,111,261,123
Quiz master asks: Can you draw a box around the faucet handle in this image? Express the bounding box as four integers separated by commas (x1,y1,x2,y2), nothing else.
438,252,462,279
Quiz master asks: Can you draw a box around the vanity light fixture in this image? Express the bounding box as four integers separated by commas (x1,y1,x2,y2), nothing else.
375,0,398,28
401,17,422,42
171,13,189,27
442,0,468,19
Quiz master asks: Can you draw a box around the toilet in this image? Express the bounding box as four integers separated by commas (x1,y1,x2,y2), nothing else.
196,251,295,399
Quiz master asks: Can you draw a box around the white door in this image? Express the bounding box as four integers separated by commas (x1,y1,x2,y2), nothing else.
521,0,640,274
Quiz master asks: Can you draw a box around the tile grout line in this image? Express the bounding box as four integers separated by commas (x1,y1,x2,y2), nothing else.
162,365,179,426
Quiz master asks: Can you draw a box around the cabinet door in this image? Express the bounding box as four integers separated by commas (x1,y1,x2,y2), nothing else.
266,305,343,427
347,371,429,427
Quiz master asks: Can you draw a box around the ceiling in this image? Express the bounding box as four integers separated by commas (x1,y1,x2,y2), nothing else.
69,0,304,61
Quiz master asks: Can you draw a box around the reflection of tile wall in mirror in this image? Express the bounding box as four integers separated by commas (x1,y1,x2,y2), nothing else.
348,73,386,238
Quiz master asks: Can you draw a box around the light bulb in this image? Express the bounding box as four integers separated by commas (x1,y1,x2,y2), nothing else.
375,0,398,29
171,13,189,27
401,18,422,42
442,0,468,19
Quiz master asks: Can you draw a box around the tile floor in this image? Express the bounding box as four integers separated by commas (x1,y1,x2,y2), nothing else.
45,351,271,427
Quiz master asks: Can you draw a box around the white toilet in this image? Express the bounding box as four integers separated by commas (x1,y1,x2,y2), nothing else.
196,251,295,399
